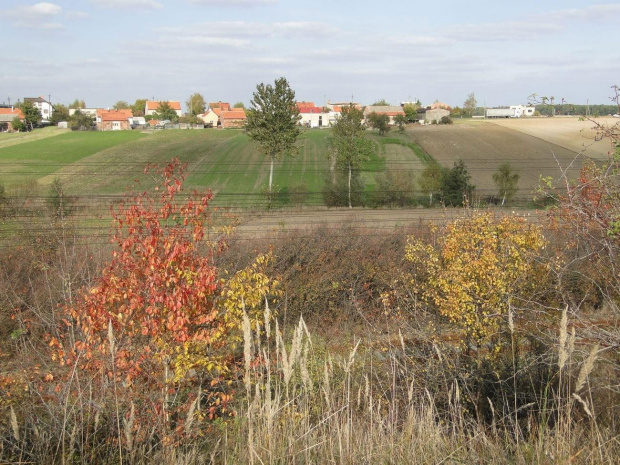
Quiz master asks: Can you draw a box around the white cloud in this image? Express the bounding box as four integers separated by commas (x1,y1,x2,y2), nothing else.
158,21,272,38
534,4,620,23
2,2,64,29
90,0,164,10
188,0,277,6
446,4,620,43
447,21,562,42
273,22,339,37
26,2,62,16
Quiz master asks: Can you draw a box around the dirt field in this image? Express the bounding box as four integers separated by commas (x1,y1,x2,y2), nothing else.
485,116,618,159
233,206,543,240
406,122,587,199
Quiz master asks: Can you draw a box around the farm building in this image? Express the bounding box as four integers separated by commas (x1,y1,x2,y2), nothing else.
0,107,24,132
419,108,450,124
363,105,406,125
145,100,182,117
486,105,536,118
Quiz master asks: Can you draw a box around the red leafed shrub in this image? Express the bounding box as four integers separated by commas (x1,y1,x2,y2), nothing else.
49,159,277,446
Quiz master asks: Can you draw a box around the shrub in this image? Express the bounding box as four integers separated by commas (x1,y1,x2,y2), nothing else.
440,115,453,124
322,171,365,207
371,170,416,207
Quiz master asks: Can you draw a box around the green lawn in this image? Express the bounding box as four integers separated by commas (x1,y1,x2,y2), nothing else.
0,130,147,189
0,128,434,207
0,126,69,149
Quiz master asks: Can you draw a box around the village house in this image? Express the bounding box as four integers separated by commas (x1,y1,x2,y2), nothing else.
0,107,24,132
145,100,182,117
220,109,247,128
97,109,133,131
197,109,220,127
209,102,231,111
297,102,329,128
24,96,53,122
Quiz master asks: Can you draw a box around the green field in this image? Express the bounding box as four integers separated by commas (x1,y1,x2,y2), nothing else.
0,128,431,207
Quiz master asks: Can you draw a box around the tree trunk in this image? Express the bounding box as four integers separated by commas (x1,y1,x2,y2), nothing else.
269,156,274,209
348,162,352,209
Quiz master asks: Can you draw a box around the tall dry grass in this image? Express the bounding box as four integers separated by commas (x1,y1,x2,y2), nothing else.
205,305,617,465
2,299,618,464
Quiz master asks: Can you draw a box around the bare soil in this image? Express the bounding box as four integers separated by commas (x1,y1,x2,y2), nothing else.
407,122,586,198
485,116,618,159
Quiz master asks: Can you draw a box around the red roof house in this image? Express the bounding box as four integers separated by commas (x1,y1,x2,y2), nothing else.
97,109,133,131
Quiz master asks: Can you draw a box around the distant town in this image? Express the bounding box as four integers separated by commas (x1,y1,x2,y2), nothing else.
0,91,551,134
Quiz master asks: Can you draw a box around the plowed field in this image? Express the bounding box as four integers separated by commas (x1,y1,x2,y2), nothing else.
406,121,587,199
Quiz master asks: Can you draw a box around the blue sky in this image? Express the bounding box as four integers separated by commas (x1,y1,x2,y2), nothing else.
1,1,619,111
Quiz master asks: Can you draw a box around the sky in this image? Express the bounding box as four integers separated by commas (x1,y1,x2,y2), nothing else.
1,1,619,111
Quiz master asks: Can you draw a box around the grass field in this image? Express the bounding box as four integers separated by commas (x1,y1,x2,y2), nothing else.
0,126,68,149
1,119,609,213
0,128,430,207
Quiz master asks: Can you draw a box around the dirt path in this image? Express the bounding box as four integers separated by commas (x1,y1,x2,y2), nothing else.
233,207,543,239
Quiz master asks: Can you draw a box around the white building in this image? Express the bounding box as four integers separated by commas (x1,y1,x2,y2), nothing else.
510,105,536,117
297,102,330,128
24,96,53,122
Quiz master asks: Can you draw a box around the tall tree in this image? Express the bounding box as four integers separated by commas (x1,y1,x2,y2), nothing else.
186,93,206,116
393,114,407,132
156,101,178,121
113,100,130,110
418,163,446,206
69,109,94,131
233,101,245,109
403,103,420,122
132,98,147,116
463,92,477,117
331,104,374,208
372,98,390,106
442,159,475,206
245,77,301,206
50,104,69,124
367,112,391,135
492,162,520,205
21,101,42,130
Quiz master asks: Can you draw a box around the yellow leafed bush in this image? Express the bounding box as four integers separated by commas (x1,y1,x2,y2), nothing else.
406,213,546,348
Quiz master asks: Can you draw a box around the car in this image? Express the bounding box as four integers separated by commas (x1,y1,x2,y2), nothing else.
613,114,620,118
154,119,171,129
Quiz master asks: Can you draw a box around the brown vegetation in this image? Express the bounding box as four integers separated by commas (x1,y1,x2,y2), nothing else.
3,144,620,462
